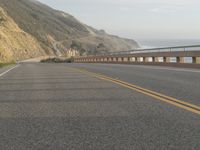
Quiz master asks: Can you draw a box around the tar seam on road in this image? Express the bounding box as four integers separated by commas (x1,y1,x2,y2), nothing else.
69,67,200,116
0,65,20,78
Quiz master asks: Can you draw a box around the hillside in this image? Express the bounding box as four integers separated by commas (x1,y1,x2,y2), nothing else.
0,7,45,63
0,0,139,59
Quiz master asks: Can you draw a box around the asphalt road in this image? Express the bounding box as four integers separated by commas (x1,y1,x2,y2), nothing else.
70,63,200,106
0,63,199,150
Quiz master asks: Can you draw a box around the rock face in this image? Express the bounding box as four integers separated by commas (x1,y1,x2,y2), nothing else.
0,0,139,61
0,7,45,62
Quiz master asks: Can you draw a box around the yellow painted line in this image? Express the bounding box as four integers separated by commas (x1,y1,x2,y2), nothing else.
69,67,200,116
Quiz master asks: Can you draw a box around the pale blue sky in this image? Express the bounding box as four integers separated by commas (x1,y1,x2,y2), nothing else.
38,0,200,40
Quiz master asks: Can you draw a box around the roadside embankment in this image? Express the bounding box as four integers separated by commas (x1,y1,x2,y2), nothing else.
0,60,16,68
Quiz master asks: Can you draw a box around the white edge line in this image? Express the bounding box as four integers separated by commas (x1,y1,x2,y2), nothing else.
0,64,20,77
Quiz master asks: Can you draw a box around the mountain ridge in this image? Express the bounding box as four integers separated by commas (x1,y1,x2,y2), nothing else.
0,0,139,62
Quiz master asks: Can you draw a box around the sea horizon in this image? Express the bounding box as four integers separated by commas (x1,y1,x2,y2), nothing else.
137,39,200,49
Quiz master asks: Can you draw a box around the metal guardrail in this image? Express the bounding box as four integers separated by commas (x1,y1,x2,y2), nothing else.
94,45,200,56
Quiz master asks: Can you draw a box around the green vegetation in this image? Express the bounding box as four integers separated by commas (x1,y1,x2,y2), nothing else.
70,40,86,56
0,60,15,68
41,57,74,63
0,16,5,22
71,40,82,50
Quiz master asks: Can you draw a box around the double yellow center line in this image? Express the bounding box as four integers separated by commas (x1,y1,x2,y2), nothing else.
70,67,200,116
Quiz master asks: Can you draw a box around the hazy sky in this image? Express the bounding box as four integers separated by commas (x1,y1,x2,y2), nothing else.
38,0,200,40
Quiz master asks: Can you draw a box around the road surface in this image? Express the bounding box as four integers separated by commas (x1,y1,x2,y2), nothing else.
0,63,199,149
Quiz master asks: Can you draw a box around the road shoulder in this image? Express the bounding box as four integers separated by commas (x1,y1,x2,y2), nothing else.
0,64,19,77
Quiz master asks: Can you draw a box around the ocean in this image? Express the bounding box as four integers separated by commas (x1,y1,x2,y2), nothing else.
136,39,200,63
137,39,200,49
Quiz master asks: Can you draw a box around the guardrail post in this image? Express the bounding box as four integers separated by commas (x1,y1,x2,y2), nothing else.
192,57,196,63
163,57,166,63
192,57,200,64
129,57,134,62
151,57,160,62
110,57,113,62
144,57,150,62
197,57,200,64
142,57,145,62
164,57,171,63
138,57,142,62
117,57,122,62
155,57,159,62
123,57,129,62
177,57,184,63
166,57,171,63
152,57,155,62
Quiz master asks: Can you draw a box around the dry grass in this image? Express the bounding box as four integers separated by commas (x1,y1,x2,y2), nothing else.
0,7,45,61
0,60,15,68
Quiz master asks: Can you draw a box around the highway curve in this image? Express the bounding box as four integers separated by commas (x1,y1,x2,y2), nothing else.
0,62,199,149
